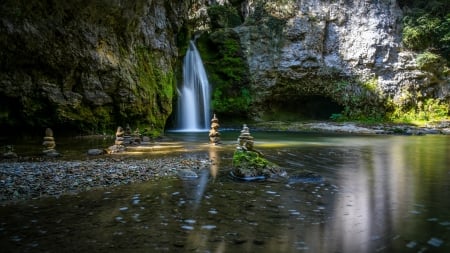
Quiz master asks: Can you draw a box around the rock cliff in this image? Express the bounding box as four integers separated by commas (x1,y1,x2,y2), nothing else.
234,0,449,120
1,0,448,134
0,0,188,134
195,0,449,121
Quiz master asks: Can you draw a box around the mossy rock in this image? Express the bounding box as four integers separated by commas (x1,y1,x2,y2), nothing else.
231,148,325,183
231,148,286,180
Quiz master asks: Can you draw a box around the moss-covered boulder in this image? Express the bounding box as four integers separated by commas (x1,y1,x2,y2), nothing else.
231,148,286,180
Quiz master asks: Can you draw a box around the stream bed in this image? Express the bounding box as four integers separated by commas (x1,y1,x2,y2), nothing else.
0,131,449,252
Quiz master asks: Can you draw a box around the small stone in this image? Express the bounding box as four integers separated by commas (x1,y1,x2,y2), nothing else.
87,149,104,156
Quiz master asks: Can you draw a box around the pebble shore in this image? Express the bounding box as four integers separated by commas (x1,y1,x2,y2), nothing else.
0,157,211,204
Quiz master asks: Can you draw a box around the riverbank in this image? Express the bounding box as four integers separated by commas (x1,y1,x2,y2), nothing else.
251,121,450,135
0,156,211,205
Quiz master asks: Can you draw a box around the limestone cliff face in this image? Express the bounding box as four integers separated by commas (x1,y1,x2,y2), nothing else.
0,0,188,134
231,0,449,120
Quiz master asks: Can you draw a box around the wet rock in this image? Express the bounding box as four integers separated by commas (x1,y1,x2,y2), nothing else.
288,171,324,184
87,149,104,156
177,168,198,179
2,146,18,159
141,136,151,145
2,151,18,159
232,125,286,181
253,239,265,245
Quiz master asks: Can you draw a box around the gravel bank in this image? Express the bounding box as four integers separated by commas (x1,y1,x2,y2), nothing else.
0,157,211,204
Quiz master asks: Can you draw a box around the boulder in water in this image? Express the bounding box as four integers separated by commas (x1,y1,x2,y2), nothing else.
231,148,286,181
87,149,105,156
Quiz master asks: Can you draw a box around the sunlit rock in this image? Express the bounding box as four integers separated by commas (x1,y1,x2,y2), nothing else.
237,124,254,151
208,114,221,145
107,126,126,153
42,128,60,157
115,126,125,146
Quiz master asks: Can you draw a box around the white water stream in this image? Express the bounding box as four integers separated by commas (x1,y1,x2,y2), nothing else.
177,40,211,131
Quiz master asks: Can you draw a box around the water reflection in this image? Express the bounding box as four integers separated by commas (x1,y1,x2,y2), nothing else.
208,145,220,181
0,133,449,252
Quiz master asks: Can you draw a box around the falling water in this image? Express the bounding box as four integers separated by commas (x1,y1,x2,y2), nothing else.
177,41,211,131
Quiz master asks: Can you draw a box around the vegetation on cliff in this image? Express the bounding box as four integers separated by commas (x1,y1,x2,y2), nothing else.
194,4,252,121
394,0,450,124
400,0,449,62
0,0,180,135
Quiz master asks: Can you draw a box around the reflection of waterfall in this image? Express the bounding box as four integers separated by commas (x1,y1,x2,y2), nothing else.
177,40,211,131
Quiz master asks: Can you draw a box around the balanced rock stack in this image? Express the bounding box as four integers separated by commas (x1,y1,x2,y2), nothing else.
132,128,141,144
209,114,221,145
42,128,60,157
107,126,126,153
115,126,125,145
237,124,254,151
2,145,18,159
123,124,133,145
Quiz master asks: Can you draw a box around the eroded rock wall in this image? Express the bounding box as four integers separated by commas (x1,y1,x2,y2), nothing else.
232,0,449,120
0,0,188,134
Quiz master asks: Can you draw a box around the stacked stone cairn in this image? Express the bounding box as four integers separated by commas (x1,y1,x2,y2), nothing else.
209,114,221,145
42,128,60,157
132,128,142,144
108,126,126,153
237,124,254,151
2,145,18,159
232,124,287,180
123,124,133,145
115,126,125,145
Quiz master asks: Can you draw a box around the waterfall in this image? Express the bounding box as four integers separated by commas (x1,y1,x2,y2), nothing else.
177,40,211,131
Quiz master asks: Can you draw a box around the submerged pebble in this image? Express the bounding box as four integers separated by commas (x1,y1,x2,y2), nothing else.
184,219,196,224
181,225,194,230
201,225,217,230
428,237,444,247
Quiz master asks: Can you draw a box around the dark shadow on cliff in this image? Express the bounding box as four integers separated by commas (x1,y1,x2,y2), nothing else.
263,95,344,121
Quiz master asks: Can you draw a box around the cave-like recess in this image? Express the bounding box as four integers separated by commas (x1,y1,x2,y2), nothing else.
264,95,344,121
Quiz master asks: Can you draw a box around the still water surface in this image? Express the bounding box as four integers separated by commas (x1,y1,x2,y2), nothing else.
1,131,449,252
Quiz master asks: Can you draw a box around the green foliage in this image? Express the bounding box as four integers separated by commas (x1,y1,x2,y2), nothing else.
416,51,445,71
401,1,450,63
387,98,449,124
402,14,442,50
207,4,242,29
361,77,379,94
197,31,251,118
326,77,386,122
134,47,174,134
232,149,273,169
212,88,252,115
329,113,344,121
